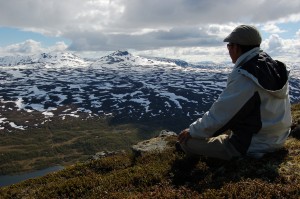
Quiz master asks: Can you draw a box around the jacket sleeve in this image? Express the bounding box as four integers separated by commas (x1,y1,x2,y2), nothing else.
189,70,256,138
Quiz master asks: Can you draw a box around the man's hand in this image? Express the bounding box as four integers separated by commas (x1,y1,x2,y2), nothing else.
178,128,191,144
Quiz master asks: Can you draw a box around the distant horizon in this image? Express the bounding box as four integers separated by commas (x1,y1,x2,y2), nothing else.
1,49,300,66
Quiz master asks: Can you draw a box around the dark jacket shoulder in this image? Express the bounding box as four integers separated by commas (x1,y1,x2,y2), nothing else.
239,52,288,91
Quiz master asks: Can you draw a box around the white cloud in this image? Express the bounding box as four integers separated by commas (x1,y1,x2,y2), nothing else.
0,40,68,56
263,34,284,51
49,42,68,52
262,23,286,34
0,0,300,62
3,40,43,54
272,13,300,24
1,0,299,37
206,24,238,38
262,34,300,62
137,46,228,63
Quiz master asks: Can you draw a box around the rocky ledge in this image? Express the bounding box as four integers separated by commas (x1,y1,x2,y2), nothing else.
131,130,177,156
91,130,178,160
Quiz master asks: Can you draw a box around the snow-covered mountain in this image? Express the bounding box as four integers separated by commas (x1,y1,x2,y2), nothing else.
91,50,184,68
143,56,189,67
0,50,299,131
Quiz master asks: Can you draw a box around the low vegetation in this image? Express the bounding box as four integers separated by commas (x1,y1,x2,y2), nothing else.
0,115,162,175
0,103,299,198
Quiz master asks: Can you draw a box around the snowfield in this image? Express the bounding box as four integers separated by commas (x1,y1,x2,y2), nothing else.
0,51,299,131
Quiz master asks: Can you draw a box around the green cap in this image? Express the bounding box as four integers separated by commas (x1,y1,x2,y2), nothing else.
224,25,262,45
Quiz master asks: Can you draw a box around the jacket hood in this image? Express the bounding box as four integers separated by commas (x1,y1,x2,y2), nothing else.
237,49,289,99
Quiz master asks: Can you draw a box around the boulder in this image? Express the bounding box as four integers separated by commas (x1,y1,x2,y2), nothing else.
131,130,177,156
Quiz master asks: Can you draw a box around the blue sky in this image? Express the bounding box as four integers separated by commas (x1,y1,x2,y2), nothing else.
0,27,70,46
276,23,300,39
264,21,300,38
0,0,299,63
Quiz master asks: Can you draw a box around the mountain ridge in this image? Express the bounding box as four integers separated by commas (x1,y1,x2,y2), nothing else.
0,50,189,68
1,50,298,74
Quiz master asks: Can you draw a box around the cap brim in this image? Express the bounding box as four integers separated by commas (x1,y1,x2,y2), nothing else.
223,35,231,42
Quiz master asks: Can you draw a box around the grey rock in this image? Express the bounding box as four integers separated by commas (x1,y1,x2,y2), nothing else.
159,130,177,137
91,150,125,160
91,130,178,159
131,130,177,156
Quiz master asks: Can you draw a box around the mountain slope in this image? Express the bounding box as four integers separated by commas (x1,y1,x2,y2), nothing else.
0,51,299,133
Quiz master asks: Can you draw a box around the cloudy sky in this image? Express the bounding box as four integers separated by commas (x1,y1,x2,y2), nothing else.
0,0,300,63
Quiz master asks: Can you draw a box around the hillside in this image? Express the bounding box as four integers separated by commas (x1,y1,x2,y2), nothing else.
0,103,299,198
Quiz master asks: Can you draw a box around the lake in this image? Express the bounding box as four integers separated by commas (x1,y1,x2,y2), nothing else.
0,165,64,187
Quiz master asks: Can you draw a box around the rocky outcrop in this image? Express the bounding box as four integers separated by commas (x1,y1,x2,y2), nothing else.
91,130,177,159
131,130,177,156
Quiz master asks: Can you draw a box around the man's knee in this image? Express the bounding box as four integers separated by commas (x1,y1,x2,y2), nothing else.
179,135,241,160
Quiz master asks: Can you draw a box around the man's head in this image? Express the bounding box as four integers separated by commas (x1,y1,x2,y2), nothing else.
224,25,262,63
224,25,262,46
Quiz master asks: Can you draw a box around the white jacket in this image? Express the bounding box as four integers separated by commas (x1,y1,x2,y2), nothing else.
189,47,292,157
